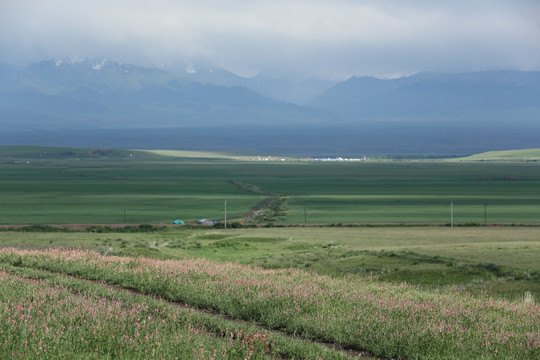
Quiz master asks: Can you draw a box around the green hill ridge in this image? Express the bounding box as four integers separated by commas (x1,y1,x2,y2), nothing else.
458,149,540,161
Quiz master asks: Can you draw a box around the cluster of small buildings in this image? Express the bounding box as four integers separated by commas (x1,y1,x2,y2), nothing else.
254,156,287,162
315,155,369,162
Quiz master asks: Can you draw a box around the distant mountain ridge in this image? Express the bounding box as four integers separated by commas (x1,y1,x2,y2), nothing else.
1,58,539,154
161,60,336,104
10,57,177,94
308,70,540,123
0,57,336,131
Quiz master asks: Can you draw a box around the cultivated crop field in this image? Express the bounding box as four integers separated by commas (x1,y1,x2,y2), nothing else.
1,146,540,224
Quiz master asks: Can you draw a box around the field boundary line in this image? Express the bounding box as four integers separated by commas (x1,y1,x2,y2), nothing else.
2,222,540,231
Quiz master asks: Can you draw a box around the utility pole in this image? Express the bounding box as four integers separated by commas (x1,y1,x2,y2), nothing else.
451,202,454,228
124,209,126,224
304,207,307,225
484,204,487,225
224,200,227,229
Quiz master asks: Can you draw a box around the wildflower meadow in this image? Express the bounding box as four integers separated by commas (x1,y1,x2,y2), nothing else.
0,248,538,359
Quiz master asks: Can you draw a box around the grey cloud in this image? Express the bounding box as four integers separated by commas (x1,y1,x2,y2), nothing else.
1,0,539,78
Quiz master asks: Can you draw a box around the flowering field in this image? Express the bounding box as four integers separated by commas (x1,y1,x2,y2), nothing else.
0,271,276,359
1,248,539,359
0,266,357,360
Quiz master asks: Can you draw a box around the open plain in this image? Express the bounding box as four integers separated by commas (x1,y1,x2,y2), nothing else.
0,146,539,359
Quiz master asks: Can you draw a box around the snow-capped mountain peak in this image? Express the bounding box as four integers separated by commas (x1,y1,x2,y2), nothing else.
51,56,111,70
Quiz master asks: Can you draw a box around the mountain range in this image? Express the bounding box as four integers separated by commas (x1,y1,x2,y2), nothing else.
0,57,539,154
309,71,540,124
0,57,336,131
160,60,336,105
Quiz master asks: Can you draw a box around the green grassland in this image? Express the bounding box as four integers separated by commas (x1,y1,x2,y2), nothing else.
0,264,359,360
1,146,539,358
1,226,538,301
456,148,540,161
1,247,538,360
0,146,265,224
1,145,539,298
1,146,540,225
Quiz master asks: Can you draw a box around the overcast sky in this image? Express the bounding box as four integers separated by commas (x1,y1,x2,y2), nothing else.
1,0,539,78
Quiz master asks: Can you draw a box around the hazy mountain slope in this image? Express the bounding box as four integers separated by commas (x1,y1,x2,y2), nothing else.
0,62,15,82
308,71,540,122
240,73,336,105
161,61,336,104
1,60,539,154
0,58,337,130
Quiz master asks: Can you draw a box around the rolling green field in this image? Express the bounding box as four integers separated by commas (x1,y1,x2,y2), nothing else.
1,146,540,358
1,145,540,298
1,226,539,301
0,262,359,360
456,148,540,161
1,247,538,359
1,146,540,225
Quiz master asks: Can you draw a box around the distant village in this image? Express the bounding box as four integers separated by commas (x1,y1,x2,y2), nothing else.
314,156,369,162
251,155,370,162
